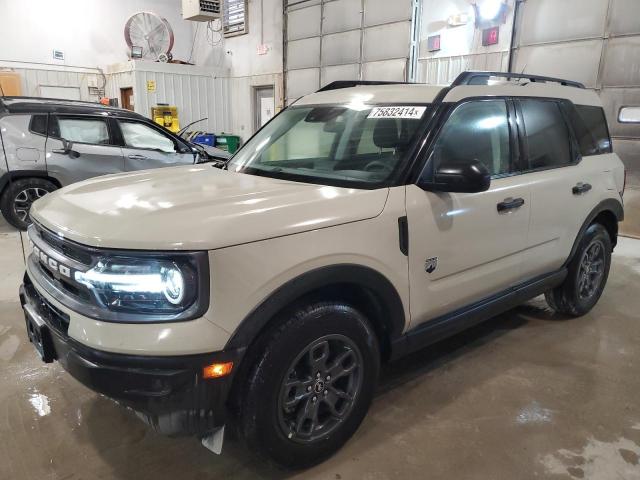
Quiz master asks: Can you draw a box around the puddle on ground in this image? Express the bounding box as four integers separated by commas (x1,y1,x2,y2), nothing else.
515,400,554,425
541,436,640,479
28,390,51,417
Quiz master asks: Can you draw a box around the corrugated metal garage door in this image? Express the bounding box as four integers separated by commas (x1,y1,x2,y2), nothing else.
511,0,640,236
284,0,416,103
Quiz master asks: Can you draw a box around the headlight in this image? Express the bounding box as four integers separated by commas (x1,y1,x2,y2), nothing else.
75,257,200,315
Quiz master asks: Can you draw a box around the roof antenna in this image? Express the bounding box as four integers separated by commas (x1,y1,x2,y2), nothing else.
517,64,528,85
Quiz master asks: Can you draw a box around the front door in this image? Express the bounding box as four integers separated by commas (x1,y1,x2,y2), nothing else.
116,119,194,171
46,115,124,185
121,87,134,111
406,99,531,328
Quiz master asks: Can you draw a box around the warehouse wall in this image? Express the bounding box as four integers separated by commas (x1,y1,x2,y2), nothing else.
105,61,231,134
0,0,197,66
284,0,417,103
417,0,515,84
510,0,640,236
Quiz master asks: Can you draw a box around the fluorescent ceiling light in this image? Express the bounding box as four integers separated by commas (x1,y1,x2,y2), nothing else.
478,0,503,20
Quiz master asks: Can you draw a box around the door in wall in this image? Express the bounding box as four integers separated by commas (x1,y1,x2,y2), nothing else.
254,86,275,131
121,88,134,111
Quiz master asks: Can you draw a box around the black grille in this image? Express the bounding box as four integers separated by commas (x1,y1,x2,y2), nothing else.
36,225,92,265
25,277,70,336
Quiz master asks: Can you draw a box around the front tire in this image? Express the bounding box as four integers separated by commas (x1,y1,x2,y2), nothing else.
239,301,380,469
545,223,612,316
0,178,57,230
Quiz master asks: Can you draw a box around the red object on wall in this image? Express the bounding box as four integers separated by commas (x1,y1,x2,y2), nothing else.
482,26,500,46
427,35,441,52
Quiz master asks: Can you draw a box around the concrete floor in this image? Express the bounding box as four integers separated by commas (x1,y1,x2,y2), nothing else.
1,217,640,480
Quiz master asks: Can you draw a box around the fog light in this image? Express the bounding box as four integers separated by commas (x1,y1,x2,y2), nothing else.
203,362,233,379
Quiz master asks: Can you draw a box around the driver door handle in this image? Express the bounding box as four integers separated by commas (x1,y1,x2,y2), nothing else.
128,154,148,160
497,197,525,213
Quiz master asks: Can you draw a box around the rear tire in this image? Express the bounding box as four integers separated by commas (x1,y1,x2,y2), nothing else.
0,178,57,230
239,301,380,469
545,223,612,316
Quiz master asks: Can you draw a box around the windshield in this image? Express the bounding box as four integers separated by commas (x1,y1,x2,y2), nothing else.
228,104,429,188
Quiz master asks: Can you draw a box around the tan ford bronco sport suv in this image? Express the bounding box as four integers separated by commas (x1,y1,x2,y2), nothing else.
19,71,625,468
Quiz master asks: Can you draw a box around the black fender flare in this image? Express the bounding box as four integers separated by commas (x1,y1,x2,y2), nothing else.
224,264,406,351
564,198,624,267
0,170,61,194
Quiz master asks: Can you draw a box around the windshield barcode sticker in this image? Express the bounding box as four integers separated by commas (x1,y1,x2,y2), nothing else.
368,106,427,119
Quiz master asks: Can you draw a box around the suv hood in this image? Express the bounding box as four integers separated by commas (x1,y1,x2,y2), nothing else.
30,165,390,250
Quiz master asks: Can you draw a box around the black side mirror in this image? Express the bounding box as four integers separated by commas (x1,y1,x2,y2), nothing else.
60,139,80,158
419,159,491,193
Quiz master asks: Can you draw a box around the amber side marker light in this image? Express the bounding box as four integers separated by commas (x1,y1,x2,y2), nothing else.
203,362,234,379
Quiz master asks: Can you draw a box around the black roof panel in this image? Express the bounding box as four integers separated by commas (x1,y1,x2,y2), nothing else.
0,96,146,119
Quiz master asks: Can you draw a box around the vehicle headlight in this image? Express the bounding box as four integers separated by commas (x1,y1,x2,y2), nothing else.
74,256,204,316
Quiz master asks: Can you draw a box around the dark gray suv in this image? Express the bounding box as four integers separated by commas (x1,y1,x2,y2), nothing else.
0,97,229,229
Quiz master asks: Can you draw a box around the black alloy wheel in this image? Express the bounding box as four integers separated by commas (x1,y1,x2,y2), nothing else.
277,334,363,443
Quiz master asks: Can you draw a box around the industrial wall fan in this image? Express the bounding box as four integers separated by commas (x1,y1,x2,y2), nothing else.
125,12,175,62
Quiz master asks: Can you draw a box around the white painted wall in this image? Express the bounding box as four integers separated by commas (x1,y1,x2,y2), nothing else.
417,0,515,84
0,0,282,140
0,0,196,67
191,0,285,138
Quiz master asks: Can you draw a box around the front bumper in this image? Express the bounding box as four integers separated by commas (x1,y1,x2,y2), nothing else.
19,275,244,437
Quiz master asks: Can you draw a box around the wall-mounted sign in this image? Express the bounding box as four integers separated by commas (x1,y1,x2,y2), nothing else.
482,26,500,46
52,50,64,61
427,35,441,52
146,80,156,93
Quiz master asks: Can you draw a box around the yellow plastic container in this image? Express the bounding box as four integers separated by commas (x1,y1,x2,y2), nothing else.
151,105,180,133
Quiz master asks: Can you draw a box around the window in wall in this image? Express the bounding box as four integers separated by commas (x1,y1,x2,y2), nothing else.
119,121,176,153
565,103,611,156
223,0,248,37
520,100,572,170
619,106,640,123
431,100,511,176
57,117,110,145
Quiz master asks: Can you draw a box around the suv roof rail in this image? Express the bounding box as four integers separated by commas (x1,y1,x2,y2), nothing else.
317,80,411,92
451,71,585,89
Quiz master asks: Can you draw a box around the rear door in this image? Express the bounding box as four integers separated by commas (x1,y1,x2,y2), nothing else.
115,119,194,171
406,98,531,327
46,115,124,185
517,99,608,279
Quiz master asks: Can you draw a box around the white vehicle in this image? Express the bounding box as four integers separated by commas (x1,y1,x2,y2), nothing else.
20,71,625,468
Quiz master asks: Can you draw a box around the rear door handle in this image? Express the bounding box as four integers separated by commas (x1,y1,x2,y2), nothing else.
572,182,592,195
497,197,525,213
128,154,148,160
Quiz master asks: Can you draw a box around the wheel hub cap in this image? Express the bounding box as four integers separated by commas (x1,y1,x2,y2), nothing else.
578,239,605,300
277,334,363,443
13,187,49,222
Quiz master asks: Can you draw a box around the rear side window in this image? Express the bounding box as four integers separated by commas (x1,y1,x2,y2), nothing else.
58,117,110,145
29,115,48,136
566,104,612,156
520,100,572,170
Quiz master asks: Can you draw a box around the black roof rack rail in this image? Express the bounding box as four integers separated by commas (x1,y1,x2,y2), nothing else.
451,71,585,89
317,80,412,92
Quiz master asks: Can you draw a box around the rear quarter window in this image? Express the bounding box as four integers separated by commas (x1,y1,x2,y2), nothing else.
566,104,612,156
29,115,48,136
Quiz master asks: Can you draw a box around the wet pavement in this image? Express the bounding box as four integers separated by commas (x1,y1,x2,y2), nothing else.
1,219,640,479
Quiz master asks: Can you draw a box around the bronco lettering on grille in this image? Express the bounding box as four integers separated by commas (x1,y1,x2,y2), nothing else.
31,243,72,278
